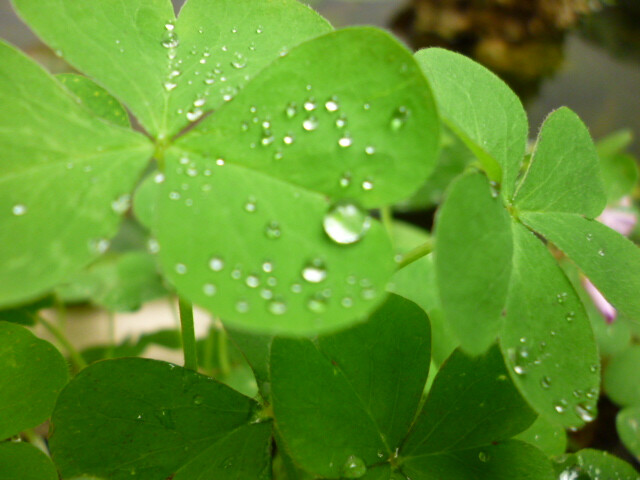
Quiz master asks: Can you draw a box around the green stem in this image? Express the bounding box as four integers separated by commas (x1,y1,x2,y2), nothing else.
178,299,198,371
202,325,216,375
396,238,435,270
217,327,231,377
36,315,87,370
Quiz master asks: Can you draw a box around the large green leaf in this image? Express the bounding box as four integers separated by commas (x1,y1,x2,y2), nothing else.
603,346,640,407
153,148,394,334
11,0,331,138
400,346,551,480
0,322,69,439
514,108,606,218
50,358,267,480
414,48,528,197
500,222,600,429
0,442,58,480
434,172,513,354
181,27,440,208
0,41,152,307
521,212,640,323
271,295,431,478
617,407,640,461
514,415,567,457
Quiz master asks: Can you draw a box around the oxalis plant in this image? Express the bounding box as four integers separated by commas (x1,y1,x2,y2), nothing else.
1,0,640,479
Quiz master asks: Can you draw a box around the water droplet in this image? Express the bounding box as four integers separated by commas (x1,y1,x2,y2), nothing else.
338,135,353,148
589,363,599,374
262,262,273,273
336,115,347,129
285,102,297,118
598,249,605,256
89,238,110,254
339,172,352,188
565,311,575,322
110,194,131,214
390,106,410,130
574,403,596,423
235,300,250,313
365,146,376,155
342,455,367,478
12,204,27,216
324,201,371,245
557,292,568,304
245,275,260,288
341,297,353,308
540,376,552,389
175,263,187,275
244,198,257,213
203,283,217,296
290,283,302,293
325,97,339,112
260,288,273,300
193,394,204,405
303,116,318,131
147,238,160,254
586,233,593,241
554,399,568,414
265,221,282,239
307,294,327,313
209,257,225,271
231,52,247,69
256,25,264,34
478,451,490,463
361,179,374,191
302,258,327,283
216,158,225,166
187,109,203,122
231,267,242,280
164,81,177,92
304,98,316,112
268,299,287,315
283,134,295,145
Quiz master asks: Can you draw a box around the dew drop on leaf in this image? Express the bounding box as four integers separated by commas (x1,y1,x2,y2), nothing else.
361,179,374,191
303,116,318,131
338,135,353,148
244,198,257,213
236,300,250,313
262,262,273,273
175,263,187,275
11,204,27,216
478,451,490,463
265,221,282,239
325,97,339,112
304,98,317,112
209,256,225,272
285,102,297,119
323,201,371,245
390,106,410,131
574,403,596,423
89,238,110,254
268,299,287,315
307,295,327,313
245,275,260,288
203,283,216,296
193,394,204,406
365,146,376,155
302,258,327,283
540,376,552,389
111,194,131,214
342,455,367,479
554,399,568,414
341,297,354,308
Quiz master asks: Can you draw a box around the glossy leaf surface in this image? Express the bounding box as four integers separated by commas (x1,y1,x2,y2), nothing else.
271,295,431,478
500,223,600,429
521,212,640,322
414,47,528,197
50,358,263,480
0,41,152,307
603,346,640,407
0,442,58,480
0,322,69,439
434,172,513,354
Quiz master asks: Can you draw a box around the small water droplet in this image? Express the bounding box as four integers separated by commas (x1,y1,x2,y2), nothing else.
231,52,247,69
216,158,225,166
307,294,327,313
557,292,568,304
342,455,366,478
89,238,110,254
175,263,187,275
283,134,295,145
290,283,302,293
147,238,160,254
390,106,410,130
236,300,250,313
285,102,297,118
554,399,568,414
193,395,204,405
12,204,27,216
589,363,599,374
323,201,371,245
574,403,596,423
209,257,225,272
265,221,282,239
361,179,374,191
339,172,352,188
586,233,593,241
164,81,177,91
256,25,263,34
336,115,347,129
187,109,203,122
260,288,273,300
338,135,353,148
478,451,490,463
246,275,260,288
565,311,575,322
303,116,318,131
365,146,376,155
341,297,353,308
598,248,605,256
540,376,552,389
268,298,287,315
244,198,257,213
203,283,217,296
304,98,316,112
325,97,339,112
302,258,327,283
262,261,273,273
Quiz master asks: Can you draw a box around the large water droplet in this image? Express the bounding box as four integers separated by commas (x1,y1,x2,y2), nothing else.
323,201,371,245
12,204,27,216
231,52,247,69
342,455,367,478
209,256,225,272
302,258,327,283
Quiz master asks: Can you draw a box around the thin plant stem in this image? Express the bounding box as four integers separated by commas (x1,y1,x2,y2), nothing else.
178,298,198,371
36,314,87,370
396,238,435,270
202,325,216,375
217,327,231,377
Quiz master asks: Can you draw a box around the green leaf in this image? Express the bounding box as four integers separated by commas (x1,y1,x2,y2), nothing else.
401,346,535,458
271,295,431,478
153,148,394,334
12,0,332,138
401,440,554,480
388,222,459,366
50,358,265,480
173,422,272,480
56,251,167,311
0,442,58,480
556,449,640,480
226,327,273,398
603,346,640,407
0,297,53,326
414,48,528,197
515,415,567,457
617,407,640,461
521,212,640,322
597,129,634,158
180,27,440,208
57,73,130,127
434,172,513,354
0,40,153,308
0,322,69,439
514,108,606,218
500,222,600,429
